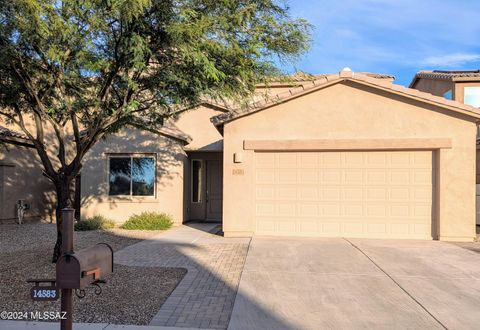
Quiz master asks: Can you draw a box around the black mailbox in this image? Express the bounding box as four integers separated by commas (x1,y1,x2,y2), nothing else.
56,243,113,289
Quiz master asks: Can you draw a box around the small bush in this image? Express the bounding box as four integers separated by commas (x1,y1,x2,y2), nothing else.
121,212,173,230
75,215,115,231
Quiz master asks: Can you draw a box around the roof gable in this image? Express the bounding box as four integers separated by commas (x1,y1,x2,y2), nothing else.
212,70,480,130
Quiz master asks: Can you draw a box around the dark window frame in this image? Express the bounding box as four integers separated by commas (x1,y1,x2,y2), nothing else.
108,155,156,197
191,159,203,203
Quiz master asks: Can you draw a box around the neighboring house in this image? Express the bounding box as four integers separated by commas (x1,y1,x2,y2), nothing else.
409,70,480,108
0,126,55,223
80,68,480,241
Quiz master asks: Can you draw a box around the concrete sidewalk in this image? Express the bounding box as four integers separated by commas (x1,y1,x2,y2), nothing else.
0,320,200,330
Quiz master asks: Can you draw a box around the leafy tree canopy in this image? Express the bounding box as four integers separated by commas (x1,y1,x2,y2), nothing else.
0,0,311,261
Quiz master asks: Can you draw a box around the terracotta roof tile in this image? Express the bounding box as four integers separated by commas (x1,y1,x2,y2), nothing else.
0,125,28,140
410,70,480,87
156,123,192,143
259,72,394,87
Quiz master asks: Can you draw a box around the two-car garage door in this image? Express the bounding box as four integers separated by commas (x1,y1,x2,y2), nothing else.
254,151,434,239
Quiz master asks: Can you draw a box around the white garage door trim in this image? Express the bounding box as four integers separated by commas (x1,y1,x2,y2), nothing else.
254,150,435,239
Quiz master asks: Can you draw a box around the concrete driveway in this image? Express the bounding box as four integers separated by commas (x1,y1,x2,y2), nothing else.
228,237,480,330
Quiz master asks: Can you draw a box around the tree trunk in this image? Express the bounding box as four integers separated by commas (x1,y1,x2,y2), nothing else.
51,180,73,263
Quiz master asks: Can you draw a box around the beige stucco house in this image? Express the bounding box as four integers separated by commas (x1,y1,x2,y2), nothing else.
0,126,55,222
76,69,480,241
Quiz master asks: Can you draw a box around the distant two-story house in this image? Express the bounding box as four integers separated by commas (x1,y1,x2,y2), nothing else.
410,70,480,108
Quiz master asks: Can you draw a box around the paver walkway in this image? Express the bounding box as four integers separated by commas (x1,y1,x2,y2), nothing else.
114,223,250,329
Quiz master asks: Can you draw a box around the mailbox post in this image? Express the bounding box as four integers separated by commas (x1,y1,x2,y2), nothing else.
60,207,75,330
28,207,113,330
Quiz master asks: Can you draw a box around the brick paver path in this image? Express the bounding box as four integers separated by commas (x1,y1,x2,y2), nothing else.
115,223,250,329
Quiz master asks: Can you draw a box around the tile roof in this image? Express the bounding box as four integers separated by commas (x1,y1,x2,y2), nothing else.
156,123,192,143
259,72,395,86
410,70,480,87
0,125,28,140
79,122,192,143
211,69,480,127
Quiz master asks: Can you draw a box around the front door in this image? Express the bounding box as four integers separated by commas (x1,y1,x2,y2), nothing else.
206,160,223,221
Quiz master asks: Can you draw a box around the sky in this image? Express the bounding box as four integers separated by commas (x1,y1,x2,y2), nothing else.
281,0,480,86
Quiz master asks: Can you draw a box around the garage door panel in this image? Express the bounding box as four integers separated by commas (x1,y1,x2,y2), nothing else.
277,203,296,216
256,186,275,200
343,187,364,200
344,169,364,184
278,153,298,168
322,188,342,200
366,170,389,184
390,151,412,166
299,169,318,183
366,188,387,201
299,187,319,200
366,152,388,167
299,153,318,168
277,186,298,199
254,151,434,239
414,170,433,184
322,170,343,184
255,153,275,168
256,170,275,184
389,170,411,184
277,169,298,183
344,204,364,216
298,203,319,217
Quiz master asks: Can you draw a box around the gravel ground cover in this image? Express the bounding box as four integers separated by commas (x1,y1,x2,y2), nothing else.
0,222,187,325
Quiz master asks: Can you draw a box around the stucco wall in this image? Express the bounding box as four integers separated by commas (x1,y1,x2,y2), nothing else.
172,106,226,151
0,145,55,222
454,81,480,104
412,79,454,98
222,81,477,241
81,127,186,224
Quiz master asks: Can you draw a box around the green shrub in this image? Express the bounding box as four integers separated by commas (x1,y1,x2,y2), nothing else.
75,215,115,231
121,212,173,230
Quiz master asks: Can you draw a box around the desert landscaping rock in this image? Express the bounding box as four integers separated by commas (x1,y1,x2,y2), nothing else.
0,222,185,325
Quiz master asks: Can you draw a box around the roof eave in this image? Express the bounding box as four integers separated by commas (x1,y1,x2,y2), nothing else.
347,78,480,121
451,76,480,83
408,76,420,88
112,124,193,144
212,78,345,129
0,136,34,148
213,75,480,129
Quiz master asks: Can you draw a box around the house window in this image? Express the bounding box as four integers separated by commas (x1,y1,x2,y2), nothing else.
191,160,202,203
464,87,480,107
443,89,452,100
109,156,155,196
